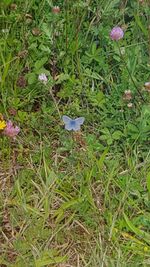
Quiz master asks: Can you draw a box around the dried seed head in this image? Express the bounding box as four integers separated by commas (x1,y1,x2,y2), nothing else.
123,90,132,101
144,82,150,92
22,66,30,74
32,28,41,36
16,75,27,88
8,108,17,116
52,6,60,14
18,50,28,59
139,0,145,4
10,3,17,10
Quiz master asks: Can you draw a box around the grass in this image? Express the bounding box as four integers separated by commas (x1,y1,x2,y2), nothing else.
0,0,150,266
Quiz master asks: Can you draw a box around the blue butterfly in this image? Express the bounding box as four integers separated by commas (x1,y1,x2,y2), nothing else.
62,115,85,131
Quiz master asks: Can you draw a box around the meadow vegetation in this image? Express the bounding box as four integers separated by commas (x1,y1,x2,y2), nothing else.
0,0,150,266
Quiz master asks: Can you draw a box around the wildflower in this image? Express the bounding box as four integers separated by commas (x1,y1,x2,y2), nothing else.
110,26,124,41
127,102,133,108
0,114,6,130
38,73,48,85
52,6,60,14
62,115,85,131
144,82,150,92
123,90,132,101
3,121,20,138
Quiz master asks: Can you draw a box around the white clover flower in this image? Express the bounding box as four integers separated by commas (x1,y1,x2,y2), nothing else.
38,73,48,85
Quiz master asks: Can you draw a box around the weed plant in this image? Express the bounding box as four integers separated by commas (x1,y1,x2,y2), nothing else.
0,0,150,266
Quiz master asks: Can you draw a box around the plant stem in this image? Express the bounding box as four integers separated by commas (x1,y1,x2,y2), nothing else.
116,42,146,102
64,0,68,52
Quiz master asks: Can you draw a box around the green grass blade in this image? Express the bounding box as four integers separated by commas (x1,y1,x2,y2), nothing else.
134,14,148,36
124,213,150,245
35,255,67,267
146,172,150,194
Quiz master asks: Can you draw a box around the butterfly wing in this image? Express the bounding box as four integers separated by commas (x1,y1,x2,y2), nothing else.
62,115,73,131
72,117,85,131
75,117,85,125
62,115,72,124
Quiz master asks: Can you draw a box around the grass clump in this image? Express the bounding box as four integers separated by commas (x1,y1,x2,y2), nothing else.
0,0,150,266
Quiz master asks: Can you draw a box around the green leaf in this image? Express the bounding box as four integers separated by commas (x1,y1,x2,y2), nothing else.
25,204,43,217
100,135,108,141
134,14,148,36
104,0,120,12
2,0,12,5
107,138,113,145
41,23,52,38
39,44,51,54
142,105,150,116
35,68,50,76
35,255,67,267
124,213,150,245
54,197,83,223
34,57,48,70
127,123,138,133
17,111,27,123
112,130,123,140
84,68,104,80
1,53,12,87
55,73,70,84
89,91,105,107
97,147,109,171
55,198,83,215
27,72,36,84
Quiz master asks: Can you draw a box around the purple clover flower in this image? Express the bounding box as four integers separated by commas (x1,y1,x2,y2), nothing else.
3,121,20,138
110,26,124,41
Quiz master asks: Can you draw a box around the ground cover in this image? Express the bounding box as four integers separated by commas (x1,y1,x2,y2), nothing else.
0,0,150,266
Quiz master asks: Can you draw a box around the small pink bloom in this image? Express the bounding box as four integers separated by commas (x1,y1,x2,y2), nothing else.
3,120,20,138
52,6,60,14
38,73,48,85
110,26,124,41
